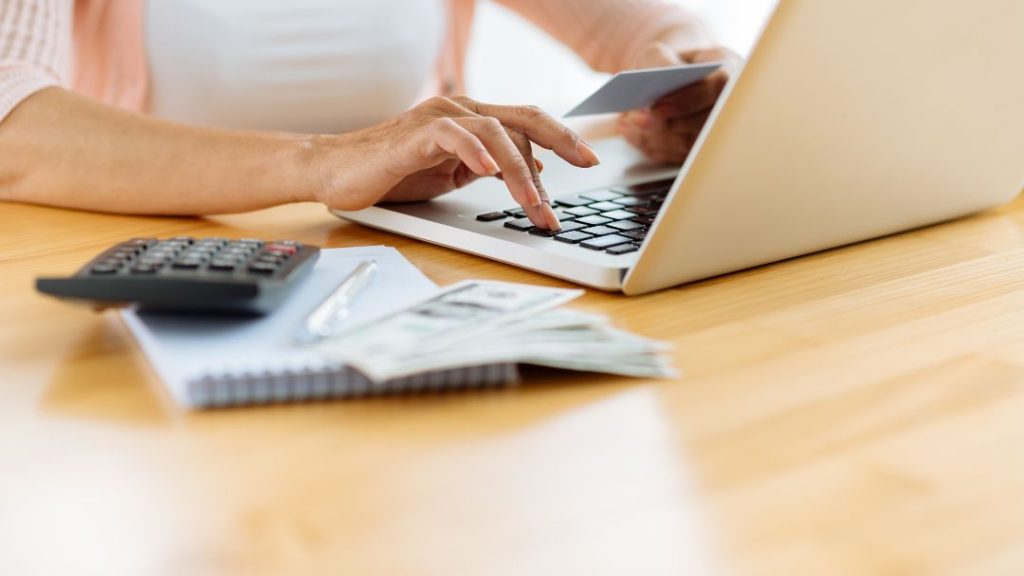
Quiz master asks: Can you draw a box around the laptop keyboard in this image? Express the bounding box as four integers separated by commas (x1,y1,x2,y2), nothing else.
475,177,674,255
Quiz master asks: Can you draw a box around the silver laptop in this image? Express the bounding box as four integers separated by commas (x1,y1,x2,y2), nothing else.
333,0,1024,295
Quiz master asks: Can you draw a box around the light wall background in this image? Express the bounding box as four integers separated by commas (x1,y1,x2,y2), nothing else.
465,0,778,115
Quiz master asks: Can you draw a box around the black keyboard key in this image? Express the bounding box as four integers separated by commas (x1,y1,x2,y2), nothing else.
588,201,622,212
504,217,535,231
476,212,508,222
610,178,674,196
609,220,644,231
622,229,647,241
612,196,649,207
602,210,637,221
564,206,599,217
529,228,558,237
553,231,594,244
582,225,619,236
554,196,592,208
580,235,631,250
576,214,612,226
607,243,640,255
631,215,656,225
553,220,586,233
552,210,576,222
172,261,202,270
580,189,622,202
503,207,526,218
626,205,660,216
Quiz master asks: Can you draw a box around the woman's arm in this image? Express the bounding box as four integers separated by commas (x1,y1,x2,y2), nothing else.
0,88,597,229
495,0,715,74
0,88,314,214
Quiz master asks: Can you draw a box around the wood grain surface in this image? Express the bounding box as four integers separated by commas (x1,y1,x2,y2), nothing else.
3,194,1024,576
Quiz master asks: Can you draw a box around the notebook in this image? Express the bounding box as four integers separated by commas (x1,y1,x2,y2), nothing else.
121,246,518,409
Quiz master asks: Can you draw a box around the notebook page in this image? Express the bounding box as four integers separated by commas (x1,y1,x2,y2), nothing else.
120,246,437,407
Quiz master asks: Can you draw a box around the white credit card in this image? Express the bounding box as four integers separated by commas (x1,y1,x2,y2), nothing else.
564,62,722,117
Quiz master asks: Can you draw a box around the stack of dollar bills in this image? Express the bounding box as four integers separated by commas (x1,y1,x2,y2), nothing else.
309,280,676,384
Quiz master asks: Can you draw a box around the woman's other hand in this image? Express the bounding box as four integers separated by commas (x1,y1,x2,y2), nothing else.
617,44,741,165
313,96,600,231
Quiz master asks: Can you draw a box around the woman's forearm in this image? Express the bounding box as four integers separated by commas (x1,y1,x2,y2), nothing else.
0,88,319,215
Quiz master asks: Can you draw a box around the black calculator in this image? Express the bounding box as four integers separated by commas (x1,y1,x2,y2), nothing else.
36,237,320,315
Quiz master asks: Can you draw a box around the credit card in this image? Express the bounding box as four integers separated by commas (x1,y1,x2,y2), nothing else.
565,62,722,117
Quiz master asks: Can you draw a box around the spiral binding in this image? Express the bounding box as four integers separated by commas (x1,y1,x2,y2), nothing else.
187,363,520,408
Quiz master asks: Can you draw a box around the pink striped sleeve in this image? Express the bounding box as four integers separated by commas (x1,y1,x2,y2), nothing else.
0,0,72,122
496,0,714,73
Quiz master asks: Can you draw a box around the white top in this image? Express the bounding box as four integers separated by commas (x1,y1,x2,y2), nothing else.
146,0,445,134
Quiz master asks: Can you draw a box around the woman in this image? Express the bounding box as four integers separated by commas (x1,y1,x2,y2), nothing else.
0,0,735,231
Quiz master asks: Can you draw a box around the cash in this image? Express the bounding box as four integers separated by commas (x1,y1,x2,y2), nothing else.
309,280,677,383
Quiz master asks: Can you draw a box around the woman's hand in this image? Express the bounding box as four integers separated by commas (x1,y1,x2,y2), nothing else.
617,45,741,165
312,96,601,230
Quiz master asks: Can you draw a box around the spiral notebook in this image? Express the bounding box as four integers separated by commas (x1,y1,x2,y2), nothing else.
120,246,518,409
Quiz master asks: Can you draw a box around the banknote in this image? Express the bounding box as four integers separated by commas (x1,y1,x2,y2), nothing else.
311,280,675,382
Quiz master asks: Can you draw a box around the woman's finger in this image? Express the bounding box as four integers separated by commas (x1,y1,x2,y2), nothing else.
507,128,561,231
424,117,501,177
459,99,600,168
458,116,545,217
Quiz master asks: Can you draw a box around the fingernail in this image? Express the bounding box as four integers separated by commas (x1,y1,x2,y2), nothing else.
535,158,544,173
525,182,543,207
479,150,500,175
543,202,562,231
576,141,601,166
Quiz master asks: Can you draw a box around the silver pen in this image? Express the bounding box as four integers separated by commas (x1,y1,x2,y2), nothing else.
300,260,378,341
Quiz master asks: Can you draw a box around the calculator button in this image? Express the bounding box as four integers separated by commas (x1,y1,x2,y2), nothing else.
130,264,160,274
247,262,278,274
265,244,297,255
208,261,238,271
169,237,195,244
172,261,202,270
90,263,119,274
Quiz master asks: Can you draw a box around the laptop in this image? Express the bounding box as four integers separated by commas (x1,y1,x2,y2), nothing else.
332,0,1024,295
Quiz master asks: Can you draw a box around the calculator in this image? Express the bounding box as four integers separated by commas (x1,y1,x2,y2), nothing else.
36,237,320,315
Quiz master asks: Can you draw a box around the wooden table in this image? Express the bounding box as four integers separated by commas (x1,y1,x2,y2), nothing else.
3,196,1024,576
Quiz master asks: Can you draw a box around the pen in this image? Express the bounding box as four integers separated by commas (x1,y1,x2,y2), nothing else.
301,260,378,341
